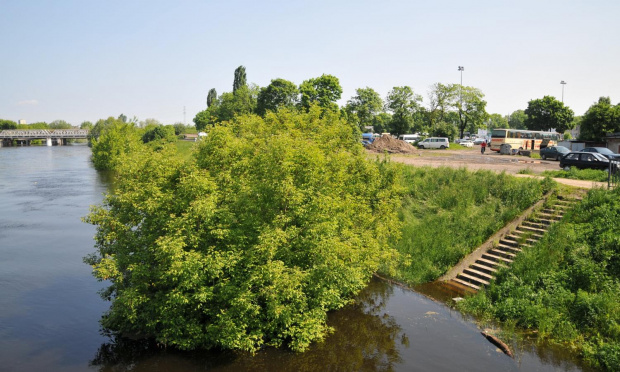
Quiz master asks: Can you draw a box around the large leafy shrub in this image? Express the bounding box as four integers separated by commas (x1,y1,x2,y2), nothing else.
85,107,402,352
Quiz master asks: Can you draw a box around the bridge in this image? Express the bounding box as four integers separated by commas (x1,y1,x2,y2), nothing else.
0,129,89,147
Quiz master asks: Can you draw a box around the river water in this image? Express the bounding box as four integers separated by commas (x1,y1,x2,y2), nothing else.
0,145,589,371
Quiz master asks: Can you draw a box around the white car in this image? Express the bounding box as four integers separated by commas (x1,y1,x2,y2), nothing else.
417,137,450,149
473,138,487,145
459,140,474,148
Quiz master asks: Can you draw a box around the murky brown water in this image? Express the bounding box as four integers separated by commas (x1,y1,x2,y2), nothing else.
0,145,590,371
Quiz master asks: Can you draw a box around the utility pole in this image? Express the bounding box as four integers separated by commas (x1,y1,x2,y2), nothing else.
560,81,567,103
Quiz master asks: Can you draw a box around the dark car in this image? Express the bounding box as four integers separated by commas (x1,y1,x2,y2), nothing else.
559,152,610,171
539,146,570,160
580,147,620,160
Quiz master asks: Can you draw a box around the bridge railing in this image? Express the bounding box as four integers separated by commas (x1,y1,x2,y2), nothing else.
0,129,89,138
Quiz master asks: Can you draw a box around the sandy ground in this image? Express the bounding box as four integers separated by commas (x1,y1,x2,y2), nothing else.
367,147,608,189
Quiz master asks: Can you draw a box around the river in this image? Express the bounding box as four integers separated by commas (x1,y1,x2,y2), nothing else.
0,145,590,371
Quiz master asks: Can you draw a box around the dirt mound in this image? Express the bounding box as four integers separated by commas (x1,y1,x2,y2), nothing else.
366,135,417,154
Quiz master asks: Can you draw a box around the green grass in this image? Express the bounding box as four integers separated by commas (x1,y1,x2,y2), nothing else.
542,168,609,182
457,187,620,371
387,166,554,284
175,140,197,160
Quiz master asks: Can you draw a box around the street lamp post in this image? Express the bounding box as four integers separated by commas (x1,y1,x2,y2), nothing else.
458,66,464,86
560,80,567,103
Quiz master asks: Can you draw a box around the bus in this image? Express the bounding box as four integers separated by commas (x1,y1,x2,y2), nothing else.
489,129,561,152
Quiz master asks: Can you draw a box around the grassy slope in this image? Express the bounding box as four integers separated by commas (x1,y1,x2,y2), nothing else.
388,166,552,284
457,187,620,371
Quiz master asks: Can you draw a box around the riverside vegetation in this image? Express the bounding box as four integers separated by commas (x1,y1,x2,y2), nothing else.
86,112,620,369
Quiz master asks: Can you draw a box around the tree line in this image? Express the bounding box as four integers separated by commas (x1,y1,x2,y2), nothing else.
192,66,608,141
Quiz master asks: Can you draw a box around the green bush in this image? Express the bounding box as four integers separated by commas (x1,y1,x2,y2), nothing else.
90,119,142,171
85,107,403,352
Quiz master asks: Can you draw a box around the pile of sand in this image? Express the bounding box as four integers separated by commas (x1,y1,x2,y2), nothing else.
366,135,417,154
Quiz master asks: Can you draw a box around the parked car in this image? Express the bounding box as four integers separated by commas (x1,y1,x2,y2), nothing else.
398,134,421,144
580,147,620,160
459,140,474,148
559,152,610,171
417,137,449,149
473,138,487,145
539,145,570,160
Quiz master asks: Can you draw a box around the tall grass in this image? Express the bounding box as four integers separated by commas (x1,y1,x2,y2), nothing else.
457,187,620,370
389,166,553,284
542,168,609,182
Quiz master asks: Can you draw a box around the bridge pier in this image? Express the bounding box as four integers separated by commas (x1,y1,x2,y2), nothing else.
46,138,52,146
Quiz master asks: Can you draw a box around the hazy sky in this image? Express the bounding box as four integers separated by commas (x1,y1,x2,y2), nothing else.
2,0,619,125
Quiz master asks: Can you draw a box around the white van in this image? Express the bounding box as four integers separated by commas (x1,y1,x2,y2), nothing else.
417,137,450,149
398,134,420,144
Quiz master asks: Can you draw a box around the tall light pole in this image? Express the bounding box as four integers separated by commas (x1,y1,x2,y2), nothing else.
458,66,464,86
560,80,567,103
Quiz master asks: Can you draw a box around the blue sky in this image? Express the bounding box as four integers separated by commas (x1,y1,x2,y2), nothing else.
2,0,619,125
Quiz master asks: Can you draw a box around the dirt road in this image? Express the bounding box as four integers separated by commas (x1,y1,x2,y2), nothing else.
368,148,608,189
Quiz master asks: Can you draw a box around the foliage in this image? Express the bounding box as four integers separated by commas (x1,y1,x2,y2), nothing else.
507,109,527,129
345,87,384,131
456,86,488,139
207,88,217,108
173,123,187,135
90,117,142,171
0,119,18,129
81,121,94,130
487,113,508,130
384,86,422,136
19,122,49,129
564,131,573,140
85,107,403,353
371,113,392,134
388,167,551,284
299,74,342,112
432,120,458,139
458,188,620,371
256,78,299,116
579,97,620,141
541,168,609,182
233,65,247,93
193,109,212,132
427,83,457,128
524,96,575,133
49,120,72,129
142,125,177,144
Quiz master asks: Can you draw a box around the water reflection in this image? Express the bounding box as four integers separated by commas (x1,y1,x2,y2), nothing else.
90,279,406,372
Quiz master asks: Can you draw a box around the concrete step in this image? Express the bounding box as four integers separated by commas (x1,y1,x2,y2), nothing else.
482,252,514,264
457,272,490,286
515,227,544,238
532,217,555,226
521,220,546,229
475,257,506,269
518,225,547,235
452,278,480,291
463,267,495,281
504,234,537,246
471,262,497,275
489,248,516,259
495,243,522,254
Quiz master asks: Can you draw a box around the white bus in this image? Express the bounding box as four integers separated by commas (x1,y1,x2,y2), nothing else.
490,129,560,152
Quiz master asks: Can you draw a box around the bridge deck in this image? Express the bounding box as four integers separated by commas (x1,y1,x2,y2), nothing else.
0,129,89,139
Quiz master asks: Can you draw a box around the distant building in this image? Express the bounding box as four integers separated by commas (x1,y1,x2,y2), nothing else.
18,119,27,125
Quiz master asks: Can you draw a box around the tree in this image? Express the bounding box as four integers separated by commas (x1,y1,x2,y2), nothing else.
524,96,574,133
0,119,18,129
233,65,247,93
85,107,402,353
345,87,384,131
90,118,142,171
507,109,527,129
385,86,422,136
49,120,72,129
371,113,392,134
193,109,213,132
455,86,488,140
207,88,217,108
299,74,343,111
256,78,299,116
579,97,620,141
118,114,128,123
487,113,509,131
80,121,94,130
427,83,457,129
142,125,176,143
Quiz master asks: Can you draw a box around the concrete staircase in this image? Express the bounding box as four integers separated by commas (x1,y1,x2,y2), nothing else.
444,196,580,292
